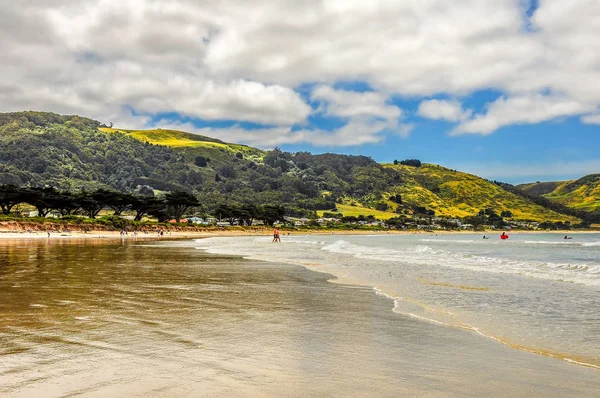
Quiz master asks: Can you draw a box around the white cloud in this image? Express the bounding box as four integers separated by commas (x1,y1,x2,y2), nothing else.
308,85,407,142
580,114,600,125
417,99,470,122
311,85,402,121
452,94,594,135
2,0,600,143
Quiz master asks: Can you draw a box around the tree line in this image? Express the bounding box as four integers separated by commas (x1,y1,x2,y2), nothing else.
0,185,286,226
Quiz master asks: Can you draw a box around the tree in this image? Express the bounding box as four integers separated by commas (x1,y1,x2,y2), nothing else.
194,156,208,167
25,187,61,217
258,204,285,226
131,196,165,221
219,164,237,179
385,216,406,229
55,191,81,216
215,204,239,225
341,215,358,224
389,194,402,204
375,202,388,211
104,192,135,215
165,191,199,222
0,185,26,215
78,190,108,219
400,159,422,167
239,204,258,226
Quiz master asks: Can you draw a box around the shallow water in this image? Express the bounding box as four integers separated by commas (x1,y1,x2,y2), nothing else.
192,233,600,369
1,238,599,397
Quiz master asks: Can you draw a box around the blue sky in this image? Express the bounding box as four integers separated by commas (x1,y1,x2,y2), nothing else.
2,0,600,184
281,93,600,184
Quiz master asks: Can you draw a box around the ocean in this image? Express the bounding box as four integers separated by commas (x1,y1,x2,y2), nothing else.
192,232,600,369
1,236,599,397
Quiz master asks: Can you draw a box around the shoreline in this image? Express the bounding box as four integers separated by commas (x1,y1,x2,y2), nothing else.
0,228,598,240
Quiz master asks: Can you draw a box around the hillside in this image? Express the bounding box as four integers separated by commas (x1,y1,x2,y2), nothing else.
0,111,583,223
383,164,577,222
518,175,600,212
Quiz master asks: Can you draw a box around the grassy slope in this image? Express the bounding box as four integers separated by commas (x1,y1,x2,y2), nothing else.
383,164,578,222
517,181,564,196
518,175,600,212
541,175,600,212
99,127,265,158
318,203,399,220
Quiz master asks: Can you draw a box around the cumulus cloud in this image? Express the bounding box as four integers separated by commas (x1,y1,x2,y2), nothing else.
417,99,470,122
2,0,600,143
311,85,402,120
452,94,595,135
308,85,409,142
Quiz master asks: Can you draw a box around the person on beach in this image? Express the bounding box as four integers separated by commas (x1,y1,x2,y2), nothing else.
272,228,281,243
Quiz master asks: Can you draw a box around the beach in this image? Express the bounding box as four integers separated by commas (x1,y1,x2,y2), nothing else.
1,236,599,397
0,226,598,241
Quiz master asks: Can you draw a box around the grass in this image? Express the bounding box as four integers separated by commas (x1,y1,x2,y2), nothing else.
318,203,399,220
99,127,265,156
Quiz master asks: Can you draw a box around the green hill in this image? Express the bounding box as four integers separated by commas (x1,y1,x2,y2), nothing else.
518,175,600,212
0,111,585,223
383,164,577,222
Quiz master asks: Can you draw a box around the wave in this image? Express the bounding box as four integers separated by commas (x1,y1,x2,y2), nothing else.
582,241,600,247
420,238,597,247
322,240,600,287
420,239,482,244
191,237,600,286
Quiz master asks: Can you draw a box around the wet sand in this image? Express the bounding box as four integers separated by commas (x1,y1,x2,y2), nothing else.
0,239,599,397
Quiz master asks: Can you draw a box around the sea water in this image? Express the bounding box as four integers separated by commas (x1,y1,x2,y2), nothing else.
192,233,600,369
2,238,600,396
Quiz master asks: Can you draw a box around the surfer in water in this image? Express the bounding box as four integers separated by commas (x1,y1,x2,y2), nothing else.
482,235,489,239
564,235,572,240
500,232,509,240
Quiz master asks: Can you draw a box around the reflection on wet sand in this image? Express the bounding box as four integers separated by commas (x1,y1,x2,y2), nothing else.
1,239,599,397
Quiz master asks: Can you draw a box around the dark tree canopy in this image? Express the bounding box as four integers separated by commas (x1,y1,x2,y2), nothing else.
399,159,422,167
194,156,208,167
165,191,200,222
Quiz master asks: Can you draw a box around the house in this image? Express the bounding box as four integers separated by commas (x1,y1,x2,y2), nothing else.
293,218,311,226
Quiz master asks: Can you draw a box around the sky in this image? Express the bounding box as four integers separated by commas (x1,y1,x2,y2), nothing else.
1,0,599,184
